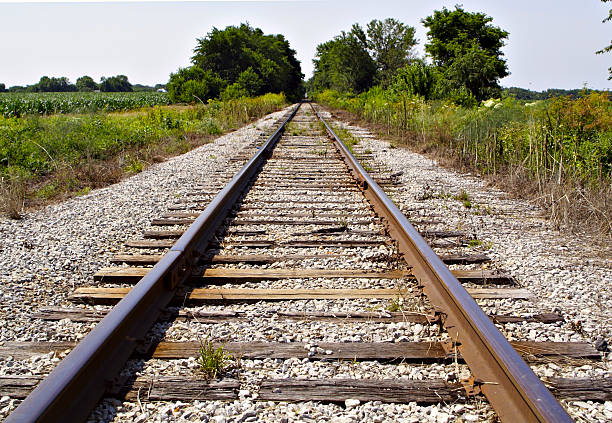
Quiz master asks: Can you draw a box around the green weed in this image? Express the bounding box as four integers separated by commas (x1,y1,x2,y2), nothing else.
197,337,233,379
123,156,145,174
75,186,91,196
0,94,286,215
387,296,403,312
467,239,483,247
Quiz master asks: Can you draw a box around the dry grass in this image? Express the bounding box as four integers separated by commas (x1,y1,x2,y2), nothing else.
0,173,27,219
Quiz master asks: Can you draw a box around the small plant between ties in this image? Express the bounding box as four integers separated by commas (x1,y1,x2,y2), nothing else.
387,296,403,312
453,190,472,208
197,337,233,379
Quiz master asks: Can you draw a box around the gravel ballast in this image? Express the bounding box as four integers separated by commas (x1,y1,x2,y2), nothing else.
1,105,610,422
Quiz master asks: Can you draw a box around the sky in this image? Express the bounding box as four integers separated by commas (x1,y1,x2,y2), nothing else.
0,0,610,91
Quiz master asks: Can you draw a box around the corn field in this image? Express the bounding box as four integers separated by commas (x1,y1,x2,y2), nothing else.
0,92,171,118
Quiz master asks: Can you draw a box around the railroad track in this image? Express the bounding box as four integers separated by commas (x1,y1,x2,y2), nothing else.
2,102,608,422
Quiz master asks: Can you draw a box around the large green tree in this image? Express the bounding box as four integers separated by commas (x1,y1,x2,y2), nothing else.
169,23,303,102
76,76,98,92
167,67,226,103
354,18,418,86
311,32,376,93
310,18,417,93
422,6,509,101
99,75,133,92
30,76,77,92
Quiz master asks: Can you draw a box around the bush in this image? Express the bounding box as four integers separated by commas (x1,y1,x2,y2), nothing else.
167,67,226,103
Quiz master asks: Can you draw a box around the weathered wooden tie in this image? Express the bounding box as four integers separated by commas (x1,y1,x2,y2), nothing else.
70,287,533,305
32,307,563,325
94,267,513,285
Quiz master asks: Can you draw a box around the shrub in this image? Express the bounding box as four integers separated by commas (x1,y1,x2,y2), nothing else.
167,67,226,103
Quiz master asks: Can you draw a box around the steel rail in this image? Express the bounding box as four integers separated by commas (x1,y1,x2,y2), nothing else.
310,103,572,423
7,103,301,423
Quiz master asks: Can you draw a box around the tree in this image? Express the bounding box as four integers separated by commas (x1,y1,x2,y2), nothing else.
30,76,77,92
168,23,303,102
311,18,416,93
596,0,611,79
422,6,509,101
167,67,225,103
76,76,98,92
442,45,504,102
311,32,377,93
8,86,27,93
357,19,418,85
391,60,437,100
0,83,5,93
220,83,249,100
236,67,263,96
99,75,133,92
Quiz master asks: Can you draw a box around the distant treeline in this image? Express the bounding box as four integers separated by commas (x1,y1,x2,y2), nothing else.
0,76,165,94
504,87,611,100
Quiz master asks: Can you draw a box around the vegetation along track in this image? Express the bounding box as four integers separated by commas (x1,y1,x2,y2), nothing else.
2,103,608,422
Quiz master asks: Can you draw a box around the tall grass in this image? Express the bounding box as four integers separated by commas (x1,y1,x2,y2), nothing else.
0,93,286,215
315,89,612,236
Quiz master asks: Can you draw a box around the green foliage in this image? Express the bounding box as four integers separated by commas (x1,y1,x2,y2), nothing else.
391,60,438,100
76,76,98,92
0,93,286,180
453,190,472,208
311,32,376,93
167,67,226,103
220,83,248,101
438,45,501,102
197,338,233,379
422,6,509,101
314,89,612,191
362,18,418,86
387,296,403,312
169,23,303,103
0,84,6,93
311,18,416,93
30,76,77,93
236,67,264,96
0,92,170,118
123,155,145,174
467,239,482,247
333,125,360,153
504,87,610,101
75,186,91,196
99,75,133,92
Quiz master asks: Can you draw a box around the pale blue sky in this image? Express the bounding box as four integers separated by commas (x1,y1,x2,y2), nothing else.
0,0,610,90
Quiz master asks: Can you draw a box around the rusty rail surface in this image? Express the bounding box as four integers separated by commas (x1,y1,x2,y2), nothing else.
6,104,301,423
310,103,572,423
